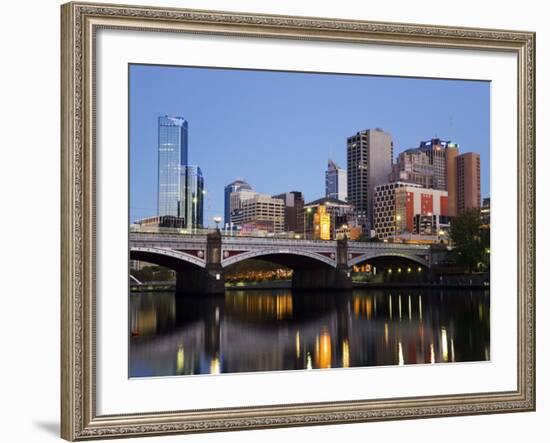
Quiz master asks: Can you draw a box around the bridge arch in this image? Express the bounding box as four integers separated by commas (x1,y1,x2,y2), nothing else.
348,251,429,268
130,246,206,269
222,248,337,269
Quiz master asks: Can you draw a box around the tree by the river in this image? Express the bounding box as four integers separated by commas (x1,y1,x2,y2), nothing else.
449,208,490,273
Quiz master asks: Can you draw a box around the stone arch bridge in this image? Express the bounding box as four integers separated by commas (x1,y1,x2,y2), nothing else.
130,231,441,294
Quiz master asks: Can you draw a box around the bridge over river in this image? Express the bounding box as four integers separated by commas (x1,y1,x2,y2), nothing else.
130,231,447,294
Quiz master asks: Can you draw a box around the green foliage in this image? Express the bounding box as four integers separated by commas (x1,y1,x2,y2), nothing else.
449,209,490,273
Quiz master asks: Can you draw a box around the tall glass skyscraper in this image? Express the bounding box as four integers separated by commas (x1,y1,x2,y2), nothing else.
325,159,347,201
157,116,188,217
180,165,204,230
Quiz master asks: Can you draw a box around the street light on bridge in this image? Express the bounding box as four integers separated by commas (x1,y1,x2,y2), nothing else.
213,216,222,230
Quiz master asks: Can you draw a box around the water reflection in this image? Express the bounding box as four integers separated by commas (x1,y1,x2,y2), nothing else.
129,288,490,377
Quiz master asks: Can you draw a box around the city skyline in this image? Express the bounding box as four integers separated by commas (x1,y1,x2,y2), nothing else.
130,64,490,226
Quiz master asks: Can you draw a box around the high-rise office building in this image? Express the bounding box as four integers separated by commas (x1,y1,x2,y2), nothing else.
325,159,347,201
224,179,253,225
157,115,205,230
457,152,481,214
230,194,285,233
418,138,451,190
445,144,459,217
390,148,434,188
272,191,305,233
229,188,257,225
157,116,188,217
347,128,393,231
180,165,204,230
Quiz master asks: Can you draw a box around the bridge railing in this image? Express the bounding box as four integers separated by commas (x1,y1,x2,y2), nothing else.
129,227,434,250
129,231,338,247
347,241,431,251
129,226,336,243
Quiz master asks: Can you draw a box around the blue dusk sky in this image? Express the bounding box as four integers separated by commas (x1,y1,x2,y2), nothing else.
129,64,490,226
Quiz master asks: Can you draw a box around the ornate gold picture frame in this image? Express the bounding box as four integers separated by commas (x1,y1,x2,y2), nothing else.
61,1,535,440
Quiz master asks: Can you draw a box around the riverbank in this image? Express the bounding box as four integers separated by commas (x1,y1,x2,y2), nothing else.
352,281,490,289
131,279,489,292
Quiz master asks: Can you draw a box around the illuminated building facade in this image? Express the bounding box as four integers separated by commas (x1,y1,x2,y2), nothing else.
374,182,448,239
303,197,356,240
313,204,331,240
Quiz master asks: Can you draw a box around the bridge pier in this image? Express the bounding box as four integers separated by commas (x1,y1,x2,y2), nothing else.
175,266,225,295
291,237,352,291
176,230,225,295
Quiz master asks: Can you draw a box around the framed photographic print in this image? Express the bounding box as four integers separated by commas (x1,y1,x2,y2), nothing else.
61,1,536,440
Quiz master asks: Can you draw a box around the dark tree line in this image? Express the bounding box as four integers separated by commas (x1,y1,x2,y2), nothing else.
449,208,490,273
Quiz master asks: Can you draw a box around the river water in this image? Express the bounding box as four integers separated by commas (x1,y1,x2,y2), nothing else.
129,288,489,377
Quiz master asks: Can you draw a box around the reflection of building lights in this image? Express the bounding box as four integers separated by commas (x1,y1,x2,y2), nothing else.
384,323,389,346
430,343,435,364
176,344,185,374
408,295,412,321
451,338,455,362
316,332,332,369
342,339,350,368
388,295,393,320
295,331,300,358
276,295,293,319
210,355,220,374
441,328,448,362
419,296,423,321
398,295,402,320
398,341,404,366
306,352,312,370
